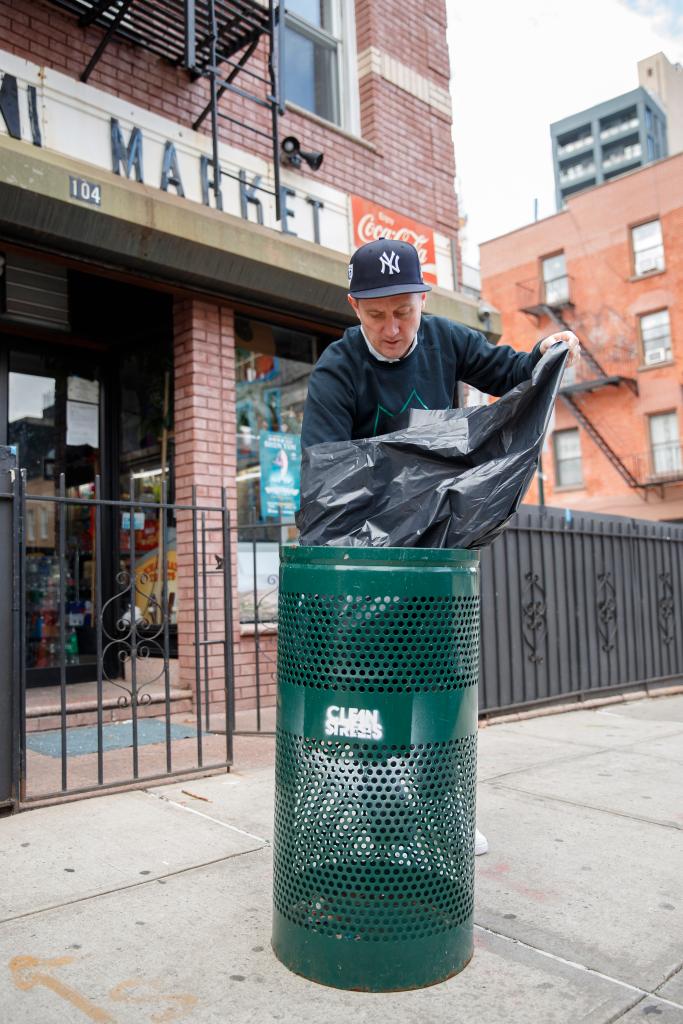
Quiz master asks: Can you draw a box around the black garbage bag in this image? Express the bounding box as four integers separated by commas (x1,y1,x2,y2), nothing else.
296,342,568,549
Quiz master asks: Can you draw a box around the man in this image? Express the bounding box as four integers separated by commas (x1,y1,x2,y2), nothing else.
302,238,580,448
301,239,581,855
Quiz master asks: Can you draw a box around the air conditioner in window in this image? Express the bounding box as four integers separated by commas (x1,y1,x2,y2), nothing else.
638,255,660,274
644,347,668,365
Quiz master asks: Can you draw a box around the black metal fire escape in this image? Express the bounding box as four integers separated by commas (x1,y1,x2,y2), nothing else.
46,0,285,216
517,275,658,493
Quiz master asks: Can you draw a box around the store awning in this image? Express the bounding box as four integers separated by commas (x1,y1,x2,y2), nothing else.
0,135,499,334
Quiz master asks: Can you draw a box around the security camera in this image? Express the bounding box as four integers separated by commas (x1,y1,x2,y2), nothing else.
478,301,495,332
281,136,324,171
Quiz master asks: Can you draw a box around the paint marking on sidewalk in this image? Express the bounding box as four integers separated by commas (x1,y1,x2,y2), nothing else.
146,790,270,845
10,955,115,1023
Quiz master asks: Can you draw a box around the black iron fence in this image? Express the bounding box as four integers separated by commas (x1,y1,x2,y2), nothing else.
10,469,234,806
4,449,682,805
479,505,683,713
236,505,683,731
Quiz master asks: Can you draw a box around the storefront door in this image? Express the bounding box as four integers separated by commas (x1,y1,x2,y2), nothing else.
8,343,107,685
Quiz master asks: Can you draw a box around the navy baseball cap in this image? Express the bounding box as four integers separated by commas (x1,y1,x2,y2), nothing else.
348,239,432,299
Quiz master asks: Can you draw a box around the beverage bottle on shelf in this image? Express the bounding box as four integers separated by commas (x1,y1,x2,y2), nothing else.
35,637,50,668
66,628,79,665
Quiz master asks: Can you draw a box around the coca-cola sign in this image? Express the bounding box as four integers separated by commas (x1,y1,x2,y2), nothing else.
351,195,437,284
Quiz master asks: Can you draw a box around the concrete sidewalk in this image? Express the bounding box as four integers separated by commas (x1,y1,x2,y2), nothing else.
1,694,682,1023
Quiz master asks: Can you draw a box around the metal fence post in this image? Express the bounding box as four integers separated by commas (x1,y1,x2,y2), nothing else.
1,446,17,810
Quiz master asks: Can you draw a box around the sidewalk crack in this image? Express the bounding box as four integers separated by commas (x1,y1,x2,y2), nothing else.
474,923,683,1012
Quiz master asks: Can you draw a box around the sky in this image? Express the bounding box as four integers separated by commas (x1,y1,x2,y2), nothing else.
447,0,683,265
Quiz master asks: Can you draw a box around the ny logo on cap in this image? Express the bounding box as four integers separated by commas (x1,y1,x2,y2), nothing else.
379,250,400,275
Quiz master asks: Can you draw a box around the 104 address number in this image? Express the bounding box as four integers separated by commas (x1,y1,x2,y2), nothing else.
68,176,102,206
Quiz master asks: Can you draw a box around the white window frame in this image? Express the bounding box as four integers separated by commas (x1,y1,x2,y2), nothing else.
631,219,665,277
284,0,360,134
648,412,682,477
553,428,583,488
541,252,569,306
639,308,672,365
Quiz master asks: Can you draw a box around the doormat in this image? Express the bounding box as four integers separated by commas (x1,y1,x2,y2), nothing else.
25,719,199,758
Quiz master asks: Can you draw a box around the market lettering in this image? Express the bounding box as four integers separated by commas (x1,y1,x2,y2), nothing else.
306,196,324,244
324,705,384,740
239,169,264,224
0,72,41,146
160,141,185,197
199,154,221,209
110,118,143,182
110,117,329,240
280,185,296,236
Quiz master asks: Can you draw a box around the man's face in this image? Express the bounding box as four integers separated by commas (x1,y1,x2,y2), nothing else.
348,292,425,360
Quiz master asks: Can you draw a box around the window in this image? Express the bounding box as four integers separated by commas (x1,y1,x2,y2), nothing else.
541,253,569,305
639,309,672,365
39,506,49,541
632,219,664,275
284,0,356,127
235,316,319,622
649,412,682,477
554,429,583,488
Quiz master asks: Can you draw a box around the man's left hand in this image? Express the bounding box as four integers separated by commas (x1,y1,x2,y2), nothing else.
540,331,581,367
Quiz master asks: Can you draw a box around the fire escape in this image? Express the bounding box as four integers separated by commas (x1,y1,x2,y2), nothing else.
46,0,285,216
517,274,680,495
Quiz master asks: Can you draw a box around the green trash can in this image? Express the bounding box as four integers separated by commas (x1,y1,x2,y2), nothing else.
271,545,480,991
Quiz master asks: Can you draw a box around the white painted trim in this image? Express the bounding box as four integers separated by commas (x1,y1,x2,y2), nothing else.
357,46,452,117
339,0,361,136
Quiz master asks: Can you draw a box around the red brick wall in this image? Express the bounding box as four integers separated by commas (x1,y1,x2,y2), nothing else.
480,154,683,521
173,299,238,713
2,0,459,236
2,0,461,713
173,299,276,713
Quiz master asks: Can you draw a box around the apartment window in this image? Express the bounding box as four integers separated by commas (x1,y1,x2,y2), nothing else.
639,309,672,365
284,0,357,128
541,253,569,305
649,412,682,477
554,428,583,488
632,219,664,275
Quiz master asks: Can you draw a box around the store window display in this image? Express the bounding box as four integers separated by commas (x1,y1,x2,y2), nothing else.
235,316,317,621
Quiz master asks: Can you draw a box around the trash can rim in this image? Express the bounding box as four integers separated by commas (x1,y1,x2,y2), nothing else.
281,545,479,566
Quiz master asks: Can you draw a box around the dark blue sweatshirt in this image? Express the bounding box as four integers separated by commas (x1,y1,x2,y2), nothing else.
301,314,543,447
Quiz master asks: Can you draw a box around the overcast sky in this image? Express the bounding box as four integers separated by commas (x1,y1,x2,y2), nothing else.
447,0,683,265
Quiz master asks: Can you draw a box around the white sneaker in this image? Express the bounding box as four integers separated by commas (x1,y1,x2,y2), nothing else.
475,828,489,856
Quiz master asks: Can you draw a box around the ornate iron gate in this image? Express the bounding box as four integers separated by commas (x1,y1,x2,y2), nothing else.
10,467,234,806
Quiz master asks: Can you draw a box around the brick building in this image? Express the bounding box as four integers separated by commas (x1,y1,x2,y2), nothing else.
0,0,482,720
480,151,683,523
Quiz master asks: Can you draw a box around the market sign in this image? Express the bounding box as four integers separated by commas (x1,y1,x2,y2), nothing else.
0,49,456,288
0,49,349,252
351,195,438,285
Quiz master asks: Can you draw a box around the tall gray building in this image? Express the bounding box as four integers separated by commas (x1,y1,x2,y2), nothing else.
550,87,667,209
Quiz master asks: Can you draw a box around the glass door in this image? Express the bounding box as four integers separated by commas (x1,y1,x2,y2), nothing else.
8,347,103,685
116,343,176,651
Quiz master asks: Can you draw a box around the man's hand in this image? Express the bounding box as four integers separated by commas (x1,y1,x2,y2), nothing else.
539,330,581,367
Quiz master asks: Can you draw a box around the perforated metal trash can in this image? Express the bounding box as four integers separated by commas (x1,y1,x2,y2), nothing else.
271,545,480,992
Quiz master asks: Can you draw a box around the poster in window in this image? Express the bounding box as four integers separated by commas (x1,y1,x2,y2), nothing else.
66,400,99,447
259,431,301,520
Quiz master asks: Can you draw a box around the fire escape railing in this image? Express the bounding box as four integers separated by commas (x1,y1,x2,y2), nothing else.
515,273,662,490
46,0,286,217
